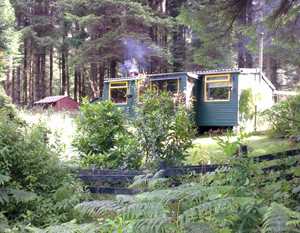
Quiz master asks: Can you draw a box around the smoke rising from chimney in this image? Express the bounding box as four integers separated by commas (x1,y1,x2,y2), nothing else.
118,37,155,77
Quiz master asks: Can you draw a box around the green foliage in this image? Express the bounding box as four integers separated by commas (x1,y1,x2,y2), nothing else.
73,98,136,169
128,170,168,190
212,129,251,158
0,88,89,229
73,90,195,171
239,88,255,123
26,220,96,233
0,84,19,121
177,0,239,68
0,173,36,232
262,202,300,233
72,180,257,232
33,140,300,232
263,94,300,139
132,89,195,170
73,98,126,157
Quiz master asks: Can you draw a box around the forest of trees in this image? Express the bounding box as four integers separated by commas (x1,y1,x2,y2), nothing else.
0,0,300,106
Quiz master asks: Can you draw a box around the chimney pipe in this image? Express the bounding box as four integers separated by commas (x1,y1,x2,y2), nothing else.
259,32,264,79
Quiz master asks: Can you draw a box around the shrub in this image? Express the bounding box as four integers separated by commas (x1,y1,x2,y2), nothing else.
73,98,140,169
262,94,300,139
0,86,89,228
73,98,127,157
73,90,195,171
132,89,195,170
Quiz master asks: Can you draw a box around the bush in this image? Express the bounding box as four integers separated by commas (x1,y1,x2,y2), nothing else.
73,90,195,171
263,94,300,139
73,98,140,169
132,89,195,170
0,86,89,228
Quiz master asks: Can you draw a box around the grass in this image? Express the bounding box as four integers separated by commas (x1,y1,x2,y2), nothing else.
18,109,300,168
20,109,79,160
186,135,299,165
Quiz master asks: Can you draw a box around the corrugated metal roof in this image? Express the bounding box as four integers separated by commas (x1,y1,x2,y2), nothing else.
104,76,144,82
193,68,260,75
34,96,67,104
103,68,263,82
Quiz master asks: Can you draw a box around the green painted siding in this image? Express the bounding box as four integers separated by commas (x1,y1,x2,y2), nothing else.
195,73,239,127
103,80,137,118
103,73,187,118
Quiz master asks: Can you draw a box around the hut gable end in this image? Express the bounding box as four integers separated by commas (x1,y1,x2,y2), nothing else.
34,96,79,112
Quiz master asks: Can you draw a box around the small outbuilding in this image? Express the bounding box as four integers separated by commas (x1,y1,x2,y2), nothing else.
34,96,79,112
102,68,277,132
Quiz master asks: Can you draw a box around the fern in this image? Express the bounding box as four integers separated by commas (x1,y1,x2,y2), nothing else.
262,202,300,232
0,212,10,233
136,184,235,206
0,188,9,204
127,217,178,233
0,174,10,184
181,185,235,203
136,189,177,203
128,170,168,189
128,173,154,189
5,188,36,203
0,173,36,204
74,200,122,217
26,221,97,233
179,197,255,225
182,221,218,233
117,202,169,219
116,194,141,204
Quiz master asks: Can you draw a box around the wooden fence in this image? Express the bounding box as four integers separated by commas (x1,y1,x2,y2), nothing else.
77,149,300,195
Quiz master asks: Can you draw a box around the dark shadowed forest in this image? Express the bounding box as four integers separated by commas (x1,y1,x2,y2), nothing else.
1,0,300,105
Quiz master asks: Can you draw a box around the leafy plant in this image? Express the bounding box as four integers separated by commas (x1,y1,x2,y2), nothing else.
131,89,195,170
73,98,131,169
239,88,255,123
0,174,36,232
263,94,300,139
0,89,89,229
262,202,300,233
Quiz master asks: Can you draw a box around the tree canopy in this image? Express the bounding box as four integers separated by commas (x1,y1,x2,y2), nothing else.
0,0,300,104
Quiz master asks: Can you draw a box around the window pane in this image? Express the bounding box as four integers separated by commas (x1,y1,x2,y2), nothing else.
206,76,229,81
111,83,127,87
206,83,229,101
152,79,178,94
111,88,127,104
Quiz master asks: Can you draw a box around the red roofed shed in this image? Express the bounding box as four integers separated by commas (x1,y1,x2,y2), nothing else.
34,96,79,112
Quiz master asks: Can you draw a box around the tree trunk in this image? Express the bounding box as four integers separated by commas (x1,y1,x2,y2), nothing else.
16,66,21,106
12,69,15,103
66,51,70,96
40,51,46,98
74,70,78,101
266,53,278,89
82,65,86,98
49,46,53,96
61,52,66,95
34,52,40,101
23,38,28,105
99,63,105,97
6,65,12,99
78,70,82,100
110,60,117,79
90,62,98,98
237,1,253,68
30,43,35,104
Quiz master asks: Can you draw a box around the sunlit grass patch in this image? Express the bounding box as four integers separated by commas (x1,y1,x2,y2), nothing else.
19,109,79,160
186,135,299,165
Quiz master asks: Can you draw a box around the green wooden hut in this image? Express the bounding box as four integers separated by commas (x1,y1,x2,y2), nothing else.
103,68,276,131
